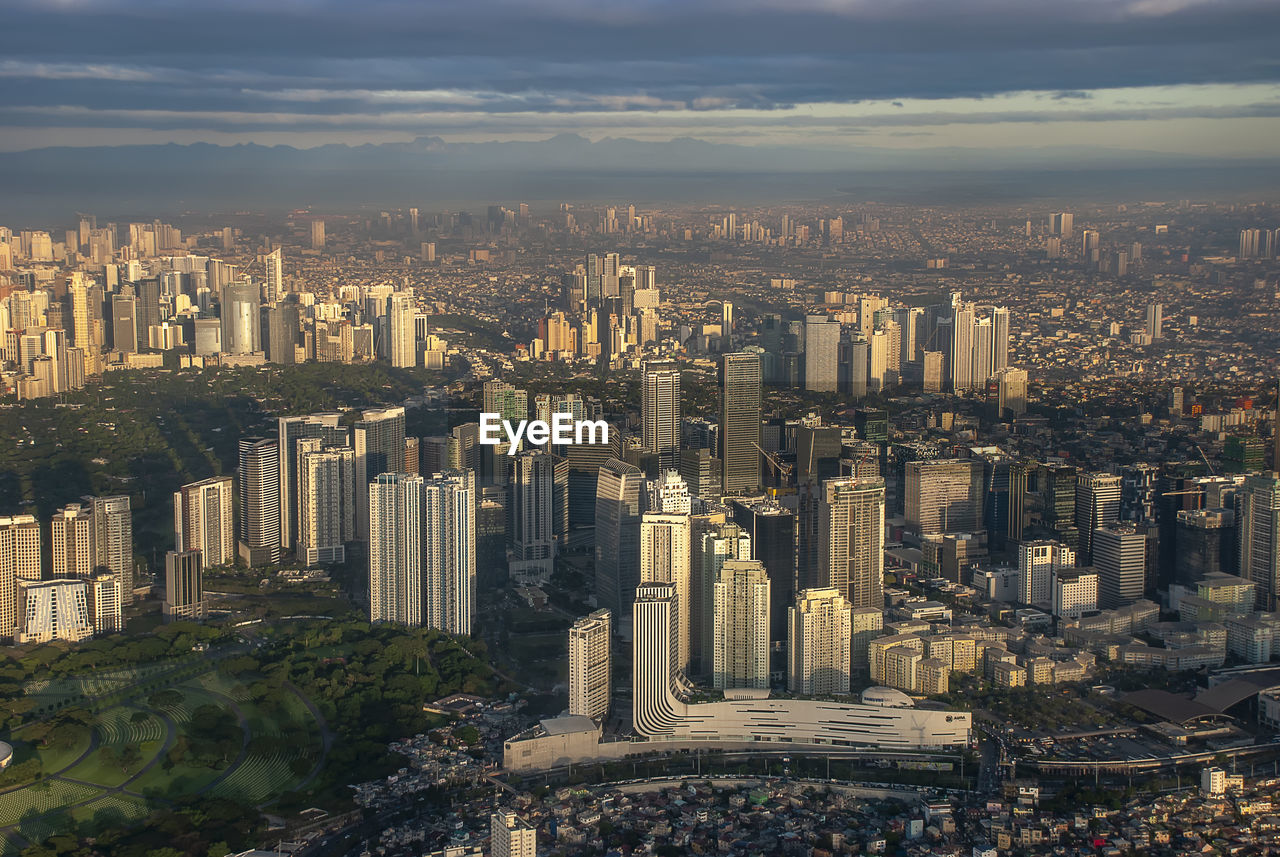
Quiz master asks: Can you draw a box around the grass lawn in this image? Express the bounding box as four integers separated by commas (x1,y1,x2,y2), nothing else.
0,780,102,827
70,793,150,831
5,727,92,780
61,740,163,789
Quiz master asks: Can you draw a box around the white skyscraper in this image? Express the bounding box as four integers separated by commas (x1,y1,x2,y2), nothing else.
491,809,537,857
51,503,94,579
1,515,41,641
647,469,691,514
1019,540,1075,606
509,451,556,581
297,441,356,565
18,579,93,644
713,560,771,690
695,523,751,678
88,572,123,634
173,476,235,568
422,471,475,635
640,512,692,675
387,291,416,368
804,315,840,392
789,587,852,695
568,608,612,721
264,247,284,303
368,473,423,626
91,496,133,605
642,359,681,471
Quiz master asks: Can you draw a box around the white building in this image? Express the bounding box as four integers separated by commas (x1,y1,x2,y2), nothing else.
1019,540,1075,606
18,579,93,644
491,808,536,857
712,560,770,690
788,587,852,695
368,473,423,626
1052,568,1098,620
88,572,123,634
568,609,611,721
640,512,692,674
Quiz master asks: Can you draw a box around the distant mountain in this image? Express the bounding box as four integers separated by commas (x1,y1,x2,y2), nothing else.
1,135,1276,219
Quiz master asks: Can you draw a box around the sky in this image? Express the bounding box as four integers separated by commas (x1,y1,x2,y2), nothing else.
1,0,1279,158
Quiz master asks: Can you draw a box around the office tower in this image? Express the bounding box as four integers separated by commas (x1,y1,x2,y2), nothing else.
0,515,41,641
996,367,1028,418
422,471,475,635
266,301,299,364
640,513,692,673
1238,473,1280,610
804,315,840,392
355,406,406,539
568,608,612,720
278,413,346,553
797,422,843,485
1146,303,1163,340
818,477,886,609
484,380,529,422
387,291,416,367
311,220,326,249
1175,508,1236,585
111,295,138,353
1018,540,1076,605
296,440,356,565
509,451,556,581
263,247,284,303
404,436,420,475
1051,212,1074,238
163,550,206,622
135,277,162,345
18,580,93,643
695,523,751,678
87,572,123,634
238,438,282,566
641,359,681,470
716,350,763,493
679,448,721,500
633,581,681,719
595,459,644,613
90,496,132,606
948,303,976,392
173,476,235,567
788,587,852,695
905,459,983,535
1052,568,1098,619
712,560,770,690
490,809,536,857
1224,436,1265,474
1239,228,1261,259
731,499,795,645
368,473,423,626
51,503,94,579
647,469,691,514
220,281,261,354
1074,472,1122,565
1094,524,1147,609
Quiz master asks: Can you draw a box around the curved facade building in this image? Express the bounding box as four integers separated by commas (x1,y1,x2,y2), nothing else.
633,584,971,750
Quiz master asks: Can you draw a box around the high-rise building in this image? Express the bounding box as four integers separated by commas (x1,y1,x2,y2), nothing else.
731,499,795,645
355,406,406,539
91,496,133,605
484,380,529,423
712,559,770,690
804,315,840,392
490,809,536,857
1051,212,1074,238
111,295,138,354
1094,523,1147,609
640,512,692,674
906,459,982,535
1175,508,1236,585
220,281,261,355
720,351,762,493
421,471,475,635
594,459,644,613
850,605,883,675
696,523,752,678
642,359,681,471
996,367,1028,418
818,477,886,609
647,469,691,514
368,473,423,626
1019,540,1076,606
18,579,93,643
1146,303,1163,340
788,587,852,695
297,441,356,565
277,413,346,554
1238,473,1280,610
173,476,235,567
1052,568,1098,619
1075,472,1122,565
51,503,94,579
238,438,282,566
632,581,682,713
310,219,326,249
568,608,612,721
509,451,556,581
387,291,416,368
0,515,41,641
266,301,299,364
263,247,284,303
163,550,206,622
87,572,123,634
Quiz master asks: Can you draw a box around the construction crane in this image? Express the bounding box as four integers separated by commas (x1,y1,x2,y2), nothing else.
753,442,793,482
1193,444,1217,477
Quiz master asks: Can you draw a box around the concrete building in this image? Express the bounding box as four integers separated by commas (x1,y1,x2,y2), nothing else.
641,359,681,471
569,609,612,721
905,459,982,535
788,587,852,695
163,550,206,622
712,560,770,690
640,513,692,674
1094,523,1148,608
18,579,92,643
173,476,235,568
1052,568,1099,620
818,477,886,609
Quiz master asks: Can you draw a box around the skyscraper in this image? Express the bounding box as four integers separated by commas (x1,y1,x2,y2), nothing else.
804,315,840,392
51,503,94,579
220,281,261,355
368,473,423,626
485,380,529,422
720,351,762,493
422,471,475,635
173,476,235,567
0,515,41,642
310,219,326,249
594,459,643,613
91,496,133,605
266,300,299,364
297,441,356,565
1018,540,1076,605
1093,524,1147,609
642,359,681,471
640,512,692,674
647,469,691,514
490,809,536,857
237,438,282,566
87,572,123,634
163,550,206,622
696,522,752,678
1075,472,1122,566
278,413,346,554
905,459,983,535
18,580,93,643
1146,303,1163,340
1238,473,1280,610
263,247,284,303
731,498,796,645
818,477,886,609
387,291,416,368
111,295,138,354
569,608,612,721
509,451,556,581
355,406,406,539
789,587,852,695
712,559,770,690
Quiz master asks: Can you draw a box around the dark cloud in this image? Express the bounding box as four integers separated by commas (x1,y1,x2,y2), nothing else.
0,0,1276,142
